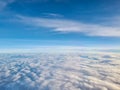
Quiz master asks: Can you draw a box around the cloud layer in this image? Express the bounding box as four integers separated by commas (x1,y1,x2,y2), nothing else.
17,16,120,37
0,52,120,90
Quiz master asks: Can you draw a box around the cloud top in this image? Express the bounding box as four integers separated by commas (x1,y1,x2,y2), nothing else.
0,52,120,90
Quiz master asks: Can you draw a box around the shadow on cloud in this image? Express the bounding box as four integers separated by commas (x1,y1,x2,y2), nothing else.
0,52,120,90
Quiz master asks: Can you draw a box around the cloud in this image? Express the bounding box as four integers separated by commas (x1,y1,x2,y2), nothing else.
0,52,120,90
0,0,15,11
104,16,120,27
17,0,68,3
42,13,64,18
17,15,120,37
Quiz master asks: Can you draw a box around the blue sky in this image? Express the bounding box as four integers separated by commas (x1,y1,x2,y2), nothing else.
0,0,120,49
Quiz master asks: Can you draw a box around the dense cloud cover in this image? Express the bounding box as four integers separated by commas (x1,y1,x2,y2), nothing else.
0,52,120,90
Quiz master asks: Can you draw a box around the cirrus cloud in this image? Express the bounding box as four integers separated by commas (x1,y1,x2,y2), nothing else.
16,15,120,37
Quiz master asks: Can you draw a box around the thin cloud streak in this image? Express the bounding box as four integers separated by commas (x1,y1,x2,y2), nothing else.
42,13,64,17
17,15,120,37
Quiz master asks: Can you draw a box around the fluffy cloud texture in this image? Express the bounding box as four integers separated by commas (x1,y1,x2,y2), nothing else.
17,16,120,37
0,52,120,90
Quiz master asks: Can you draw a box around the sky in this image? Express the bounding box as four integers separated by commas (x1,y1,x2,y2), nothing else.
0,0,120,49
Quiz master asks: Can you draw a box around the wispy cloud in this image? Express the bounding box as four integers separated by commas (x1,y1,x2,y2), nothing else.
19,0,68,3
0,0,15,11
42,13,64,18
16,15,120,37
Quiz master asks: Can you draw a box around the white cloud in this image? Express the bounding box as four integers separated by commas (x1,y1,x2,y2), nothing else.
17,15,120,37
0,52,120,90
42,13,64,18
